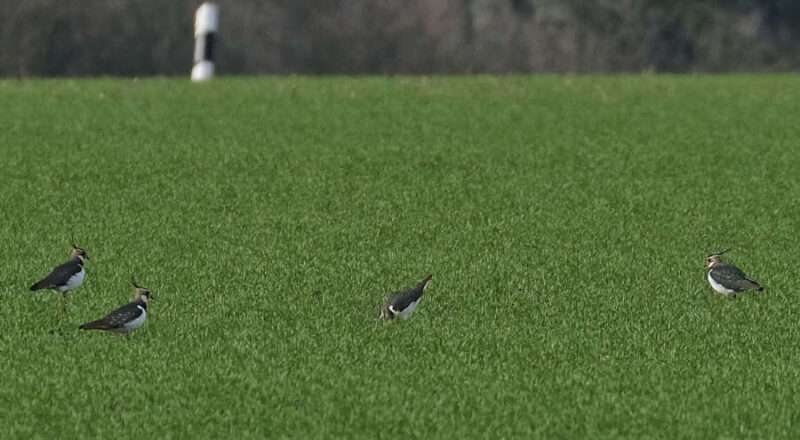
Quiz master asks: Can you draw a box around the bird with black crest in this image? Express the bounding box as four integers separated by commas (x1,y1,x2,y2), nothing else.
80,277,153,334
705,249,764,297
380,274,433,320
30,238,89,314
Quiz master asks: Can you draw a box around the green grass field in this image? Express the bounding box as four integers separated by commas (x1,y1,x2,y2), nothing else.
1,76,799,439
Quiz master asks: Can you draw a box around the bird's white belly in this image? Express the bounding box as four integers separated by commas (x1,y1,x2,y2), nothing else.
707,271,736,295
117,307,147,333
396,298,421,320
59,268,85,293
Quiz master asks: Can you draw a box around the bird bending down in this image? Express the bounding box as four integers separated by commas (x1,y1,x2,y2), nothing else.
80,278,153,334
30,242,89,314
706,249,763,297
380,274,433,320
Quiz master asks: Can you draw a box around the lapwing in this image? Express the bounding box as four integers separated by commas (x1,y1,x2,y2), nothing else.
380,274,432,320
79,278,153,334
30,241,89,313
706,249,764,297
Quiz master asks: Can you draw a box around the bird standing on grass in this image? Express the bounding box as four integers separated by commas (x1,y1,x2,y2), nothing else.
706,249,764,297
30,242,89,314
80,278,153,334
380,274,432,320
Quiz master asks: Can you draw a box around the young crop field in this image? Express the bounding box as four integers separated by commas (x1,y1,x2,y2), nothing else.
1,76,799,438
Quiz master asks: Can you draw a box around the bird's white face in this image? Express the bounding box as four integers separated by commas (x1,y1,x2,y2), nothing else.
135,289,152,303
71,246,89,262
706,255,722,269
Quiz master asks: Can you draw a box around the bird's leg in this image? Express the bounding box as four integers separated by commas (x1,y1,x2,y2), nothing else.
61,293,68,316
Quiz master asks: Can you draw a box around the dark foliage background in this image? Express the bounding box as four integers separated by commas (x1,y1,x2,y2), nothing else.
2,0,800,76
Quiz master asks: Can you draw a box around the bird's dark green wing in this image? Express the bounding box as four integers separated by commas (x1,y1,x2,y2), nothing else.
31,259,81,290
81,302,144,330
388,285,424,311
710,264,761,292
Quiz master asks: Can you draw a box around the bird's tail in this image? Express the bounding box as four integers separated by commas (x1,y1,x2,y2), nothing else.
30,279,49,291
79,320,108,330
748,278,764,292
417,274,433,291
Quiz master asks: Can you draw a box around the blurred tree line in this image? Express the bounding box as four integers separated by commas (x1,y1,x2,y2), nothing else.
2,0,799,76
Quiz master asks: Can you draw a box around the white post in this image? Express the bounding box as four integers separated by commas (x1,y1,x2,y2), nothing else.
191,2,219,81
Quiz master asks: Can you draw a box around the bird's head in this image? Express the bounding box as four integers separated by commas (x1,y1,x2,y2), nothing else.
131,277,153,303
380,302,395,320
706,249,729,269
70,241,89,262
